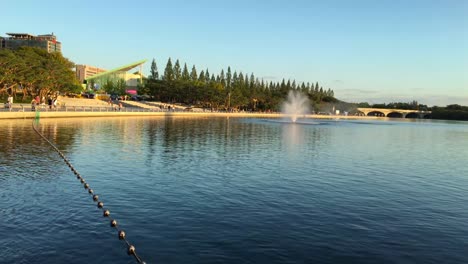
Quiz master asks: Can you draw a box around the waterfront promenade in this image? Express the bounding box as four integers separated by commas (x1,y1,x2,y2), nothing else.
0,97,382,120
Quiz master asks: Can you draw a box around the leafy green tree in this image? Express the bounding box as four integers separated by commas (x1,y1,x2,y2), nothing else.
102,79,115,94
0,49,20,95
116,79,127,95
0,47,79,100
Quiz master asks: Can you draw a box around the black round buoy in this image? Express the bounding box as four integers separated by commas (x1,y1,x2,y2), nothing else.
84,183,89,189
88,189,94,194
97,202,104,208
127,245,135,255
93,195,99,201
119,230,126,240
110,219,117,227
80,178,85,184
103,210,110,217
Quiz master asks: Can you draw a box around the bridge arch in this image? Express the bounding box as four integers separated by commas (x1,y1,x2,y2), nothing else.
387,112,403,118
367,111,385,117
356,108,431,119
405,112,419,119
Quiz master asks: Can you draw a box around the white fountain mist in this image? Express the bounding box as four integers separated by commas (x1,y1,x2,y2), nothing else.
281,90,311,123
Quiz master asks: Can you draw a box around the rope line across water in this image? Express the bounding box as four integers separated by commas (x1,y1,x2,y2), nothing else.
32,120,146,264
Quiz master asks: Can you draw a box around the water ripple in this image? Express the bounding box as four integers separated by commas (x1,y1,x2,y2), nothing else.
1,118,468,263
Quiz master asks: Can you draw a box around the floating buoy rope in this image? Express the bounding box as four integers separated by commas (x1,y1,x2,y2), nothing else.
32,118,146,263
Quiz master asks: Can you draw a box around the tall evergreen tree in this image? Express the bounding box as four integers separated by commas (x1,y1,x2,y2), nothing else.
163,58,174,81
198,70,205,82
301,82,306,91
173,59,181,80
233,71,238,85
205,69,211,83
226,67,232,90
190,65,198,82
220,69,226,88
182,63,190,81
250,73,255,88
150,58,159,80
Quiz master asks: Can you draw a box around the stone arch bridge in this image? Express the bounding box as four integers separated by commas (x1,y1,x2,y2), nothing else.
357,108,431,118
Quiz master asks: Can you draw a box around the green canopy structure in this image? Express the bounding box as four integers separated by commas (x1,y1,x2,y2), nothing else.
85,59,147,93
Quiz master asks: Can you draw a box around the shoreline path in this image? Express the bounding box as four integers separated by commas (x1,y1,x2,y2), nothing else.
0,96,382,120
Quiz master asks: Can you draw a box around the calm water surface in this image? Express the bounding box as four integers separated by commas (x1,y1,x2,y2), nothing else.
1,117,468,264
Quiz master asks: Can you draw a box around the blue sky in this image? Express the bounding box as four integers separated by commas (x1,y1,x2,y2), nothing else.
3,0,467,106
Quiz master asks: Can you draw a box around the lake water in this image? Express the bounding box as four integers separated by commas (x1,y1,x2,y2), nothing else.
1,117,468,264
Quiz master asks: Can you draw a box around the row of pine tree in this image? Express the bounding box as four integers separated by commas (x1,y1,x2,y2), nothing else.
143,58,336,111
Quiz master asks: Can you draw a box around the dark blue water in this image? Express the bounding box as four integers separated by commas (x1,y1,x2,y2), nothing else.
1,117,468,264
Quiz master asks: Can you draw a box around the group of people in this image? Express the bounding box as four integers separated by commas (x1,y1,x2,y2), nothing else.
107,98,123,111
31,96,58,111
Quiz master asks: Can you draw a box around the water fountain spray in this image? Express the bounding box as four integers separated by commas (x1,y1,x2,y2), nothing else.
281,90,311,122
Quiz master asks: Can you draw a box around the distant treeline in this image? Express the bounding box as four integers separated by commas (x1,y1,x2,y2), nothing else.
356,101,430,111
141,58,336,111
431,105,468,121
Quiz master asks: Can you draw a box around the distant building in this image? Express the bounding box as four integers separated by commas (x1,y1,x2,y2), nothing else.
84,60,147,94
75,64,107,84
0,32,61,53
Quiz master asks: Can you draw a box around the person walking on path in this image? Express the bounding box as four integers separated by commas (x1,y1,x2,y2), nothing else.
48,97,53,109
7,95,13,110
31,99,37,111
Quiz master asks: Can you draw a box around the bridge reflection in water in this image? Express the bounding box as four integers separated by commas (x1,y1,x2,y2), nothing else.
356,108,432,118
